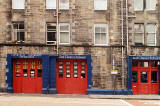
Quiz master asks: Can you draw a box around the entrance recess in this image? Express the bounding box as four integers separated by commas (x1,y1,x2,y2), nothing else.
132,61,159,94
56,59,87,94
13,59,42,93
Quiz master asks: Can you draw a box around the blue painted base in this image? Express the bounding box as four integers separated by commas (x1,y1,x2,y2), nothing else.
7,87,13,93
87,89,133,95
48,88,57,94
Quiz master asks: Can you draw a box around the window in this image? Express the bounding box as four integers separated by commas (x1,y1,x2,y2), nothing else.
59,24,70,44
94,24,108,45
46,23,56,45
46,0,69,10
59,0,69,10
141,72,148,83
151,71,157,83
94,0,107,10
134,23,144,45
133,23,156,46
134,0,156,11
146,24,156,46
12,0,25,9
46,0,56,9
132,71,137,83
13,23,25,42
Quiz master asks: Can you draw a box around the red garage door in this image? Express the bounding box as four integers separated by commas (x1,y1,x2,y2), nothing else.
13,59,42,93
56,59,87,94
132,61,159,94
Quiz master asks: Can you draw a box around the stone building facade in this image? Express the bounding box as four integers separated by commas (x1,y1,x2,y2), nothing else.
0,0,159,94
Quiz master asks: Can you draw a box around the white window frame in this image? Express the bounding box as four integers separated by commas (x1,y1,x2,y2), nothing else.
133,23,145,45
94,0,107,10
46,0,56,9
59,23,70,45
134,0,143,11
146,0,156,11
12,0,25,9
13,22,25,42
46,0,69,10
94,24,109,46
146,24,157,46
46,23,57,45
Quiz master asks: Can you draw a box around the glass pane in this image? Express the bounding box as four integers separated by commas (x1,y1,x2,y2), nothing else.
46,0,56,9
101,33,107,44
141,72,148,83
59,70,63,73
59,0,69,9
47,32,56,41
30,70,35,77
66,74,70,78
81,74,85,78
134,24,144,32
74,62,78,65
19,24,24,29
23,69,27,77
38,61,42,69
17,32,25,41
60,32,69,43
47,25,56,30
60,25,69,31
140,62,148,67
95,33,101,44
132,61,138,67
132,71,137,83
59,74,63,78
151,61,158,67
134,0,143,11
151,71,157,83
146,0,156,10
146,34,155,46
95,27,101,33
23,61,27,69
74,74,78,78
134,33,143,44
146,24,156,33
94,0,107,10
38,69,42,77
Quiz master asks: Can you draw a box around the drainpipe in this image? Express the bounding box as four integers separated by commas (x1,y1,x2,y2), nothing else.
121,0,125,89
126,0,129,55
56,0,59,54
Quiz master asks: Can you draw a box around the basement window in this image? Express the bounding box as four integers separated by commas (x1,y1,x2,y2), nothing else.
94,24,108,46
59,24,70,44
94,0,107,10
46,23,56,45
134,0,156,11
12,0,25,9
46,0,69,10
13,23,25,43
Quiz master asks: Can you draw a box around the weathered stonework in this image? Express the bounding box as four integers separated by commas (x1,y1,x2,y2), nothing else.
0,0,159,92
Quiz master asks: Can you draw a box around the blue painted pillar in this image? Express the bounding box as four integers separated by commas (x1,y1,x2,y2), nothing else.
126,56,133,94
87,55,93,89
6,55,13,93
42,55,50,94
48,56,58,94
158,65,160,95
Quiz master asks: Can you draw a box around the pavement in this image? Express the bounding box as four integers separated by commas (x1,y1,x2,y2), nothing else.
0,93,160,106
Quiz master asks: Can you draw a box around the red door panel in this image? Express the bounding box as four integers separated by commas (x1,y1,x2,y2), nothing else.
56,59,87,94
132,61,159,94
13,59,42,93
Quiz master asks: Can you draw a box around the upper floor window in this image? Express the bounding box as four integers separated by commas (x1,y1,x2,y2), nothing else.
46,23,56,45
94,24,108,46
94,0,107,10
13,22,25,42
133,23,156,46
12,0,25,9
134,0,156,11
59,24,70,44
46,0,69,10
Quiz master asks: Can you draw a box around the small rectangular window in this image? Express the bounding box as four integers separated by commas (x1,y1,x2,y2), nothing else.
132,61,138,67
132,71,137,83
13,23,25,42
94,24,108,45
140,61,148,67
146,0,156,10
47,23,56,45
59,0,69,10
59,24,70,44
151,61,158,67
134,0,143,11
12,0,25,9
146,24,156,46
94,0,107,10
151,71,157,83
37,69,42,77
23,69,27,77
133,24,144,45
46,0,56,9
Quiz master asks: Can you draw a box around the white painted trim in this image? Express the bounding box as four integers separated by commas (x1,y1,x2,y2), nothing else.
94,24,109,46
59,23,70,45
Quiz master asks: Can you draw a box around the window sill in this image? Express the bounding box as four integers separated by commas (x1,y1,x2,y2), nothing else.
131,45,160,47
134,10,157,14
